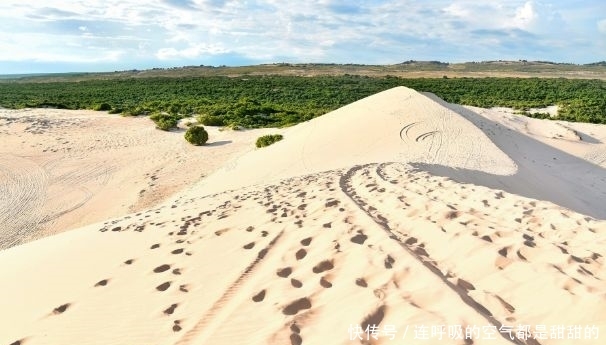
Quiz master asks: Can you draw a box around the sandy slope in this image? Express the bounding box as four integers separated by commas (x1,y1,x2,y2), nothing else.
189,87,516,196
0,109,277,249
1,87,606,345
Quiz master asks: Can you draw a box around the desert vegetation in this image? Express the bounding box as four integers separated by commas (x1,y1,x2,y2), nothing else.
256,134,283,148
184,126,209,145
0,75,604,125
149,113,179,131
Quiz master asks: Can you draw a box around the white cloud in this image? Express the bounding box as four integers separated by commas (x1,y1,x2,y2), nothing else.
513,1,537,29
156,43,228,59
0,0,604,72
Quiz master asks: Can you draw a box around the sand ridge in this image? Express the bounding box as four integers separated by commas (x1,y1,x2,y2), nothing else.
188,87,517,196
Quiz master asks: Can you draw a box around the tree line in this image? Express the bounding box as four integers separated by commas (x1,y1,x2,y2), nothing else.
0,76,603,127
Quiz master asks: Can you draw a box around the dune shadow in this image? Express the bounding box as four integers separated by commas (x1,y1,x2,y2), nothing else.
206,140,232,147
574,129,601,144
410,96,606,220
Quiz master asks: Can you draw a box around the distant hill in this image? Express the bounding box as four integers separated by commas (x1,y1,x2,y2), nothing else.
1,60,605,82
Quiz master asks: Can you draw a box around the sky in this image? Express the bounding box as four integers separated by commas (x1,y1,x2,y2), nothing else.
0,0,604,74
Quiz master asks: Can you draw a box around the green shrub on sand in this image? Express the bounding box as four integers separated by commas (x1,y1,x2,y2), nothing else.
185,126,209,146
149,113,179,131
93,103,112,111
197,114,225,126
256,134,283,148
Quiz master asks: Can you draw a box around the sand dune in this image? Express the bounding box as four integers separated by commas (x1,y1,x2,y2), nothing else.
189,87,516,196
1,87,605,345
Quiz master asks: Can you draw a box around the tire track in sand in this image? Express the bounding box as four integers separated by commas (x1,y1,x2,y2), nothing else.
339,163,538,345
0,154,47,249
174,230,284,345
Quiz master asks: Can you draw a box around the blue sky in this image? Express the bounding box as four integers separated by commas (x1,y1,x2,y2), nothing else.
0,0,604,74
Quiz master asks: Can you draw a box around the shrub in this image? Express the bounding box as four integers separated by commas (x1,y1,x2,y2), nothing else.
93,103,112,111
197,114,225,126
150,113,179,131
185,126,209,145
256,134,283,148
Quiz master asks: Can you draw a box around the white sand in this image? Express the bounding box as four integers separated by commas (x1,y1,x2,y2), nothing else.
1,87,605,345
0,109,277,249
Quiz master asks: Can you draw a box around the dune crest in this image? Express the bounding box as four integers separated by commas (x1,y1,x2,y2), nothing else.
190,86,517,196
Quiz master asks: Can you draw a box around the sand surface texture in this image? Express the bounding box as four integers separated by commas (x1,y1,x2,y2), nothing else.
0,110,275,249
1,87,605,345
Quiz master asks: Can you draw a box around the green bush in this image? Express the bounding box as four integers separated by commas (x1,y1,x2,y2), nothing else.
197,114,225,126
93,102,112,111
184,126,209,145
256,134,283,148
150,113,179,131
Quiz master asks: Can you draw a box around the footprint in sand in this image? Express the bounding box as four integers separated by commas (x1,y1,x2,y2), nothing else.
325,199,340,208
312,260,334,274
156,282,172,291
291,278,303,288
355,278,368,288
290,333,303,345
153,264,171,273
95,279,109,287
384,255,395,269
291,323,300,333
361,306,386,329
163,303,178,315
295,248,307,260
350,232,368,245
277,267,293,278
172,320,182,332
282,298,312,315
320,276,333,288
300,237,312,246
52,303,71,315
516,250,528,261
445,211,460,220
252,290,266,302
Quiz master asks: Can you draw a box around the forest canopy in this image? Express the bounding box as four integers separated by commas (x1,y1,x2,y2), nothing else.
0,76,604,127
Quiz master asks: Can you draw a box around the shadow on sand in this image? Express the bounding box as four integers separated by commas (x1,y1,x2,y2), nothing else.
410,95,606,220
206,140,232,147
